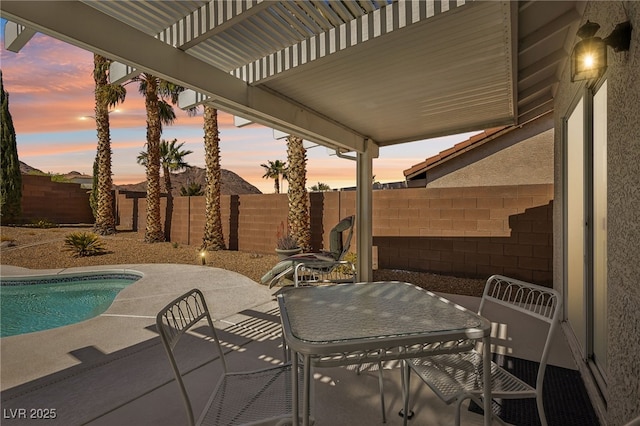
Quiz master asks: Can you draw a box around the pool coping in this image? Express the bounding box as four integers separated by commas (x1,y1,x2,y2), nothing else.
0,269,144,286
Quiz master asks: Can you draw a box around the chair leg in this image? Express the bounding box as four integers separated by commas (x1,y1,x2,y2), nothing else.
281,325,289,362
377,361,386,423
455,396,465,426
536,394,548,426
468,395,510,426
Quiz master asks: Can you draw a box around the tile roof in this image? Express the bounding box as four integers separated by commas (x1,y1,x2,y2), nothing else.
403,127,510,179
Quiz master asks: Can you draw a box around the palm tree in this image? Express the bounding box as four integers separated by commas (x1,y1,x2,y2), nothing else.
132,73,181,243
180,182,204,196
137,138,191,241
310,182,331,191
201,105,226,251
92,54,126,235
137,138,192,196
260,160,287,194
286,136,311,251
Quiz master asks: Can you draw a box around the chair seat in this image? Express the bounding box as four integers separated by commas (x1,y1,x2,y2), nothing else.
408,350,536,405
402,276,561,426
199,364,299,426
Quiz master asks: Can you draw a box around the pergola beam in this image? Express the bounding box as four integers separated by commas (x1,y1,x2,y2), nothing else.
159,0,272,51
0,0,366,153
3,20,35,52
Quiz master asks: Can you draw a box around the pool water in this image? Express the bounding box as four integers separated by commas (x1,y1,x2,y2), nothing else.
1,273,141,337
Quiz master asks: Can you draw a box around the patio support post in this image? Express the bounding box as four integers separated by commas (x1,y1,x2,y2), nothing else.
356,140,377,281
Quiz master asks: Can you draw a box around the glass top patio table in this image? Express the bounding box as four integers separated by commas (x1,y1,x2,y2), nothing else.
277,281,492,426
280,281,487,351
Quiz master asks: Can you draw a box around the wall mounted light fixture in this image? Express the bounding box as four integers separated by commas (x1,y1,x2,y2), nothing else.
571,20,632,82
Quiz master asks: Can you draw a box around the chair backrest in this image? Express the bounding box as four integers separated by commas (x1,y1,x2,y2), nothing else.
479,275,562,391
328,215,355,260
156,289,227,426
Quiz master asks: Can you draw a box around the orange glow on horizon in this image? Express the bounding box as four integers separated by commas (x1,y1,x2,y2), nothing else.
3,33,470,196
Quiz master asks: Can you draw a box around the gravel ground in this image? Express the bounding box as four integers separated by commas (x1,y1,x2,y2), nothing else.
1,225,485,296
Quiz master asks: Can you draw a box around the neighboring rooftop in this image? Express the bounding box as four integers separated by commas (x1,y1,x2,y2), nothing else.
403,113,554,188
403,127,508,181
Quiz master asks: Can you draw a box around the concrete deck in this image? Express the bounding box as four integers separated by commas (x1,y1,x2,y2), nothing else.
1,264,577,425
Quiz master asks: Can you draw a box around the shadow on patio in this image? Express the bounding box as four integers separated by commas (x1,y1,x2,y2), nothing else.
1,290,598,426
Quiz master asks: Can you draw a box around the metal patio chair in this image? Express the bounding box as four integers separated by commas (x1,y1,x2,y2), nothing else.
293,259,356,287
402,275,562,426
261,215,355,288
156,289,300,426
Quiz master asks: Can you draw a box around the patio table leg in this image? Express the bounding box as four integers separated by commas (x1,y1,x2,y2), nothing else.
483,335,491,426
303,354,311,426
402,360,410,426
292,349,299,426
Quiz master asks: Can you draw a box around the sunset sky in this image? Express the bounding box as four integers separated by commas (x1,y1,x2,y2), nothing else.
1,21,478,194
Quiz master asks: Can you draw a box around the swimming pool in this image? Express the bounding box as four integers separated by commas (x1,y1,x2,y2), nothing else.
1,271,142,337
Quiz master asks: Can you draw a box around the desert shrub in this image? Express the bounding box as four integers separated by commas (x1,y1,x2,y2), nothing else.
336,252,357,276
63,232,106,257
276,235,299,250
30,218,57,229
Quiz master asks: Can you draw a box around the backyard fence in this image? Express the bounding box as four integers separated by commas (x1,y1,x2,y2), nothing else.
20,174,94,224
116,184,553,284
14,176,552,283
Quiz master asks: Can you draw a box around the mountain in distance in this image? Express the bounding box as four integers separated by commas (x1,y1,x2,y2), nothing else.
19,161,262,196
116,166,262,196
19,161,43,175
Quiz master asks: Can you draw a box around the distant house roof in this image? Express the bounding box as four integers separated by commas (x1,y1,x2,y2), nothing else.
403,127,511,180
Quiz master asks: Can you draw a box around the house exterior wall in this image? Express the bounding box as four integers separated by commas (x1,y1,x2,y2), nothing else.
553,2,640,424
425,116,554,188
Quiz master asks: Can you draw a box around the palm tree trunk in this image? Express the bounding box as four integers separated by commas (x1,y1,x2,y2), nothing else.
143,75,165,242
201,105,225,250
163,164,173,241
287,135,310,251
93,54,116,235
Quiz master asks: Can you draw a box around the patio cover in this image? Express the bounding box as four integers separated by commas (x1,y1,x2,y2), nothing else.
1,0,584,279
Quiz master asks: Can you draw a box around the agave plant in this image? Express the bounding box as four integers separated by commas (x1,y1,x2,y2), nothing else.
63,231,106,257
276,235,299,250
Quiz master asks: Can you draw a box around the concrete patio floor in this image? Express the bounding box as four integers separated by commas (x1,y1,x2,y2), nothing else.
0,264,577,425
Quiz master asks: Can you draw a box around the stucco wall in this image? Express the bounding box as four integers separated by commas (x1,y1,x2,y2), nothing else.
553,2,640,424
425,115,554,188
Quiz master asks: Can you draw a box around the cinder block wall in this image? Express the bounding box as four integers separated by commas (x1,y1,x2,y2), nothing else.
373,185,553,283
20,175,93,224
115,184,552,283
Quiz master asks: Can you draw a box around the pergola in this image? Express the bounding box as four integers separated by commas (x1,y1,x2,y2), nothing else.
1,0,584,280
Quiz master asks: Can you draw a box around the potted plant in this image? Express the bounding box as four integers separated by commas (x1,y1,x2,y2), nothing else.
275,222,302,260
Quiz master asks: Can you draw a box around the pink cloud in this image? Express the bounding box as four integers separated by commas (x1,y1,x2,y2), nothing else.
18,142,97,158
2,34,241,136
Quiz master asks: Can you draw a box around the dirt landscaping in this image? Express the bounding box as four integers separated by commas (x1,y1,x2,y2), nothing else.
0,225,485,296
